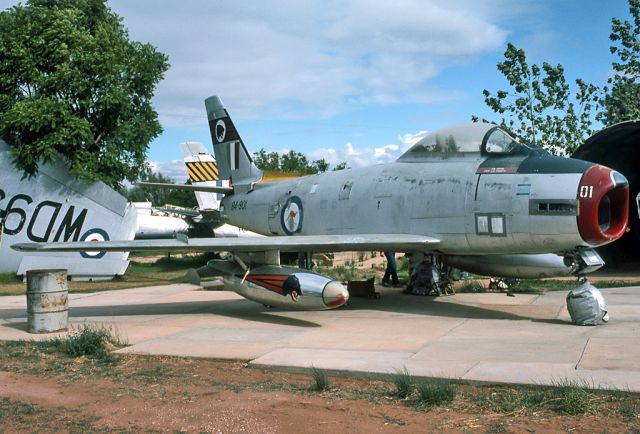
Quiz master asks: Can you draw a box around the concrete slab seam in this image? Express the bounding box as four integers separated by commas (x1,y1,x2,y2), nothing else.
575,337,590,370
554,303,566,319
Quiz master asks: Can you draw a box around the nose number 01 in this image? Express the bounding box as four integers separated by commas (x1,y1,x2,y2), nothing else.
579,185,593,199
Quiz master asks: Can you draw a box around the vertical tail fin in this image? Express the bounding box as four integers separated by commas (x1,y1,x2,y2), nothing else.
179,141,224,211
204,96,262,185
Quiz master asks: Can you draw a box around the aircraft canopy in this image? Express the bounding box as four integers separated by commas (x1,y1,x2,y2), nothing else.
398,122,518,160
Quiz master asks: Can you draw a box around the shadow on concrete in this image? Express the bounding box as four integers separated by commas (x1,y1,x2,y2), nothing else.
344,290,572,325
0,286,575,328
1,321,27,332
0,299,322,329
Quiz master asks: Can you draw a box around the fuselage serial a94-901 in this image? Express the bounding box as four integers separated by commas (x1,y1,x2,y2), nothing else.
13,95,630,311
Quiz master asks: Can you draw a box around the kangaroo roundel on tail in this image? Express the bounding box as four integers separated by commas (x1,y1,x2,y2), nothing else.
204,96,262,185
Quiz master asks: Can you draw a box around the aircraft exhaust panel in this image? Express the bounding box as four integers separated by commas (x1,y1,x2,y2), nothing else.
577,165,629,246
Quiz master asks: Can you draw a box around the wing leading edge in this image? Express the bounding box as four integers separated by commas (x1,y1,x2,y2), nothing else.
135,181,234,194
12,234,440,254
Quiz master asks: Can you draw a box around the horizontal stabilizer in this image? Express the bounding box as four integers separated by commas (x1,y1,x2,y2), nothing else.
155,206,201,218
12,233,439,254
136,181,233,195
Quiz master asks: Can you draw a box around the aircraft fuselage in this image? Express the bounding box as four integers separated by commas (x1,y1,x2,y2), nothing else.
222,151,627,256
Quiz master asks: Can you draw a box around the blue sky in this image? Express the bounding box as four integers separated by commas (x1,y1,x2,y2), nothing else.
0,0,632,181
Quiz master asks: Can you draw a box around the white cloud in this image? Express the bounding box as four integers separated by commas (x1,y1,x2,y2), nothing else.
148,160,189,183
308,130,428,168
0,0,517,146
150,130,428,179
102,0,509,126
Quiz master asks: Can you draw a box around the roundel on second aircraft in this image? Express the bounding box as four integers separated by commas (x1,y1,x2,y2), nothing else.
79,228,109,259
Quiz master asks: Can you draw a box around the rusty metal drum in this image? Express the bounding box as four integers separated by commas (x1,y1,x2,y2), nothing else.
26,269,68,333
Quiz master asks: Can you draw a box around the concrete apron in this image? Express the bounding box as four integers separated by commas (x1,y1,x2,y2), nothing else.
1,283,639,392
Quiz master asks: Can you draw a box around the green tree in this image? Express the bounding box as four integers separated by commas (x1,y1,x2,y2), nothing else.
312,158,329,173
0,0,169,188
253,149,280,171
253,148,329,174
476,43,600,155
281,150,312,173
600,0,640,124
126,170,197,208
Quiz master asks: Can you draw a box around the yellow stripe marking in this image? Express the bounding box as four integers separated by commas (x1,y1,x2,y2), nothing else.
195,162,218,181
191,163,208,181
187,163,206,182
186,165,199,182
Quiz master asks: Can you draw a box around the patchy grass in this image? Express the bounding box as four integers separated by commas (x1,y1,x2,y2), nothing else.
314,265,374,283
577,279,640,289
0,397,41,423
0,272,22,285
476,388,547,414
393,367,414,399
456,279,487,293
472,380,603,417
1,344,640,432
456,278,640,294
310,366,330,392
0,324,126,377
0,398,104,432
52,324,125,364
396,256,410,280
414,379,457,409
551,379,593,415
128,366,174,384
619,398,640,423
0,253,212,296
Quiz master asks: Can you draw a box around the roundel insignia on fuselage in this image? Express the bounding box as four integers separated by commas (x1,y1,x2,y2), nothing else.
215,119,226,143
281,196,303,235
79,228,109,259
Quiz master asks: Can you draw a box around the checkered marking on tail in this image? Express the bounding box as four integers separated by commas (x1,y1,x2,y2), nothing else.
186,161,219,182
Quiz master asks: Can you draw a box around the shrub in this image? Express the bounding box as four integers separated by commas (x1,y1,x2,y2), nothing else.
48,324,124,363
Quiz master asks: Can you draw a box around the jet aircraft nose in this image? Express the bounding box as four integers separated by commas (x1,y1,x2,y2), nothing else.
322,281,349,308
577,165,629,246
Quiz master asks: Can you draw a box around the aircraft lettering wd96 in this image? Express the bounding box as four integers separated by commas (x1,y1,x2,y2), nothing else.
0,139,136,280
13,95,630,310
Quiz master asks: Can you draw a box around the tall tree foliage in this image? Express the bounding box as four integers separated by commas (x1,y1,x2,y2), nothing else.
600,0,640,124
253,148,330,174
0,0,169,188
475,43,600,155
126,170,197,208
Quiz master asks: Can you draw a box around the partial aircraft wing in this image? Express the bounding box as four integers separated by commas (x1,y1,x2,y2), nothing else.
12,234,440,254
135,181,233,194
155,205,201,218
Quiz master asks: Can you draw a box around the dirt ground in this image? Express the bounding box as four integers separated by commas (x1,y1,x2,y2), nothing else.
1,349,639,433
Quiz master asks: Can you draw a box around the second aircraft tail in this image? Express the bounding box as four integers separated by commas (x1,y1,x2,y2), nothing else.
179,141,224,211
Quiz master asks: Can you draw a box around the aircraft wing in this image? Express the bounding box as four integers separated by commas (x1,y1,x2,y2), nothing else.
136,181,233,194
155,206,201,218
12,234,439,254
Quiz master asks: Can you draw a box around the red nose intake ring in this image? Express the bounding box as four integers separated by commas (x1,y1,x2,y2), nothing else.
577,165,629,246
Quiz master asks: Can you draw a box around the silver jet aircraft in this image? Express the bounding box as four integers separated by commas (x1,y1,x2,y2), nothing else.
13,96,630,310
